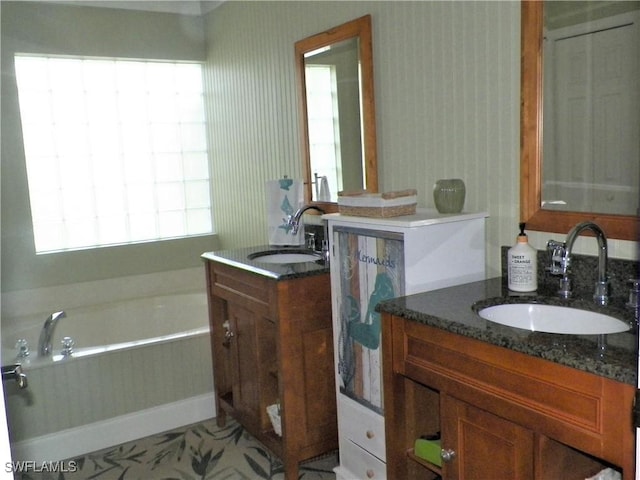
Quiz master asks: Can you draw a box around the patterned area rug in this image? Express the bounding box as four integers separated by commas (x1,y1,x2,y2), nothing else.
18,418,337,479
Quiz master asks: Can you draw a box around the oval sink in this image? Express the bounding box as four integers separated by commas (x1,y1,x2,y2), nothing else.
477,304,630,335
248,250,322,264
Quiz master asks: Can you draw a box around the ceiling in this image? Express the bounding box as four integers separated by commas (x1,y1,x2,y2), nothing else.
48,1,224,16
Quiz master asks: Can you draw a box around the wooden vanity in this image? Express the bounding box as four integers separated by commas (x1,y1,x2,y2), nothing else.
202,248,337,479
380,278,636,480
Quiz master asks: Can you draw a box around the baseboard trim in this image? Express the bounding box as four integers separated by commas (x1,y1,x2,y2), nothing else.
10,393,216,462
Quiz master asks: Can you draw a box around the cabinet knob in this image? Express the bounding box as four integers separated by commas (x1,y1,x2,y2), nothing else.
365,430,375,439
365,469,375,478
222,320,234,346
440,448,457,463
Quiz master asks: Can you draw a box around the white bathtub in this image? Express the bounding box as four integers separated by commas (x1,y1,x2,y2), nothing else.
2,288,215,462
2,293,209,366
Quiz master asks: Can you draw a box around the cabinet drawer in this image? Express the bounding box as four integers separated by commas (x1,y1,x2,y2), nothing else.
339,395,386,461
210,262,272,309
338,439,387,480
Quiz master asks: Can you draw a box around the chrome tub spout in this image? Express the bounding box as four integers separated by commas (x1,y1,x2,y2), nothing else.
38,310,66,357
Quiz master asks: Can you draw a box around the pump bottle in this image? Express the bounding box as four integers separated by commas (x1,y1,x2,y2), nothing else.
508,223,537,292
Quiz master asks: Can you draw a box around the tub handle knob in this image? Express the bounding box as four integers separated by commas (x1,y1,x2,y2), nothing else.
61,336,75,357
222,320,234,346
15,339,30,358
2,364,28,389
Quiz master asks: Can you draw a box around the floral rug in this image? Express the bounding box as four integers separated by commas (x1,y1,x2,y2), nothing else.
17,418,337,480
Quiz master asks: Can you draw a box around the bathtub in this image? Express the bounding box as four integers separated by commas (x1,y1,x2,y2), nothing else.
2,290,215,462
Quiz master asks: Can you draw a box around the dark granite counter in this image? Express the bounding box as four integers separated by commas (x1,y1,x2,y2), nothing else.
377,277,638,386
201,245,329,280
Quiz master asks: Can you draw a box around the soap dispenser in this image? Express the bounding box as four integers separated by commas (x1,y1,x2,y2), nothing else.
508,223,538,292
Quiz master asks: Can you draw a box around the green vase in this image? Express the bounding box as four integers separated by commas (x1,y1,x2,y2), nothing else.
433,179,466,213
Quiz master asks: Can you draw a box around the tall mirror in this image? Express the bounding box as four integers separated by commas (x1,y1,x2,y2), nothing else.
521,1,639,241
295,15,378,209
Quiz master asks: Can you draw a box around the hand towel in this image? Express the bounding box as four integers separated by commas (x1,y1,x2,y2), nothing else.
266,178,305,246
319,176,331,201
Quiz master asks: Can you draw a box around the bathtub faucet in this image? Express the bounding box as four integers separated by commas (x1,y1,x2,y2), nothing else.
38,310,66,357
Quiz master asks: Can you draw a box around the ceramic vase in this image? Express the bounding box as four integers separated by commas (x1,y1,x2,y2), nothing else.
433,178,466,213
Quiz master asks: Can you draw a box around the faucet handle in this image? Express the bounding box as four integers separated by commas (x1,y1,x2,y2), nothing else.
546,240,567,275
557,276,572,299
305,232,316,251
593,280,609,306
61,336,75,357
15,339,30,358
321,239,330,263
627,279,640,309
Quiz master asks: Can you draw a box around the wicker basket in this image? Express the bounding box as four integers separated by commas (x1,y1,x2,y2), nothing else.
338,189,417,218
338,203,416,218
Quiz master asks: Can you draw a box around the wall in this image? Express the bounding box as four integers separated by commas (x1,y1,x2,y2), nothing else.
203,0,638,277
1,1,637,295
0,1,219,293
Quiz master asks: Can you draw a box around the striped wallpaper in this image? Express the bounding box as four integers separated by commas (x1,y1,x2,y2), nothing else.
202,1,636,276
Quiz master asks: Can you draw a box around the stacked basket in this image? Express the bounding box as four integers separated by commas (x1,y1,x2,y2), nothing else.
337,189,417,218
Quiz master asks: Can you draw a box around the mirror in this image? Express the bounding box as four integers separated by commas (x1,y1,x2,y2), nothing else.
295,15,378,209
520,1,639,241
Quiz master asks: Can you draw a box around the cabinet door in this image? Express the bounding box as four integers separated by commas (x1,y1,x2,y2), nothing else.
441,394,534,480
227,302,277,431
332,226,405,415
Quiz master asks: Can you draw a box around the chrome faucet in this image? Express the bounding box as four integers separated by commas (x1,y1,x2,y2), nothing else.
547,221,609,305
287,204,326,235
38,310,66,357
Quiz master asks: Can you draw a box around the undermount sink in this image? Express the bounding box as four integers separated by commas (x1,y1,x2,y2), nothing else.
477,303,630,335
247,250,322,264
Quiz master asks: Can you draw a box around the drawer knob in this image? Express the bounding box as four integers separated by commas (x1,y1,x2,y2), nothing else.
441,448,457,463
366,469,375,478
365,430,375,439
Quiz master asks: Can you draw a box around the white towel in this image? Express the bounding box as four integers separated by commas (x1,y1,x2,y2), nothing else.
266,178,305,246
319,176,331,201
586,469,621,480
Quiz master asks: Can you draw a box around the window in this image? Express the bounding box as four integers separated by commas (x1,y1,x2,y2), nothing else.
305,64,342,200
14,55,213,254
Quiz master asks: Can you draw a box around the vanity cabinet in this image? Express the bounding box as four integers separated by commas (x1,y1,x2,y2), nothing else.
382,314,636,480
204,259,337,479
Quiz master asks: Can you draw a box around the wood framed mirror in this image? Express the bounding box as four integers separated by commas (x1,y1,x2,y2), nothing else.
520,0,639,241
295,14,378,212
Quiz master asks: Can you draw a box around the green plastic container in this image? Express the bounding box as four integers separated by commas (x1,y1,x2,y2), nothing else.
414,437,442,467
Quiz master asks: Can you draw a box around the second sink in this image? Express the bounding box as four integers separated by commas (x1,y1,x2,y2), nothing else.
247,249,322,264
477,303,630,335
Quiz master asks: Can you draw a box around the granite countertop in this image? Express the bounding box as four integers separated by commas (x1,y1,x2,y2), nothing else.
201,245,329,280
377,277,638,386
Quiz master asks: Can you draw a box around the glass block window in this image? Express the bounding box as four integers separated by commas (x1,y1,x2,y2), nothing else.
14,55,213,254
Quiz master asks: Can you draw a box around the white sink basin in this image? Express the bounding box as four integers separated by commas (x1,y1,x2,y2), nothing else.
477,304,630,335
248,250,322,264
